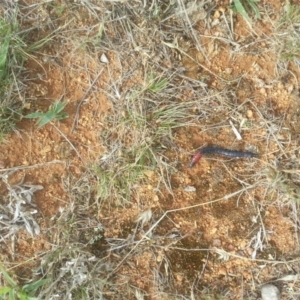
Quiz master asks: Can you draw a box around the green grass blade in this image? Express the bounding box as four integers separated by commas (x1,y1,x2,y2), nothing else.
22,279,49,295
36,112,55,128
51,101,67,113
0,287,11,295
55,112,69,120
0,262,17,287
233,0,251,22
249,1,261,19
8,288,16,300
0,37,10,79
0,37,10,68
24,112,44,119
26,35,53,53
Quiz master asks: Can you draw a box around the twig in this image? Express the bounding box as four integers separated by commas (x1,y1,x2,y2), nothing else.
52,123,85,165
71,68,104,132
0,160,65,172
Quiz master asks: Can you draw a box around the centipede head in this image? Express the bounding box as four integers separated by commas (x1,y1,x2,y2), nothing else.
189,151,202,168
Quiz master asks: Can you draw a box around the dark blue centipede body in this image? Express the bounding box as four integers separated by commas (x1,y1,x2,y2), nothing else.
189,146,258,168
200,147,258,158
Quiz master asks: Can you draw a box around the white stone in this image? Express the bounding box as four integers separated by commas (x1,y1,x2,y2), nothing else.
261,284,280,300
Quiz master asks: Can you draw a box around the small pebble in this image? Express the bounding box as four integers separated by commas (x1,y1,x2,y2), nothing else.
246,109,253,118
100,53,109,63
261,284,280,300
212,238,221,247
213,10,220,19
184,186,196,192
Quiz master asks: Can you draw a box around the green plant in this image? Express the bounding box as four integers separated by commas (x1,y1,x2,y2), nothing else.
276,2,300,60
0,16,20,138
0,107,20,141
280,40,300,60
25,100,69,128
231,0,261,22
94,162,146,207
280,1,300,24
0,11,53,83
0,5,55,140
0,262,48,300
46,2,66,17
0,19,11,80
147,73,168,92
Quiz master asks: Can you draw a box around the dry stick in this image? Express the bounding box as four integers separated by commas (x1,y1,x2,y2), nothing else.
0,160,65,172
162,245,300,264
197,34,241,48
222,9,234,41
213,249,300,265
51,123,86,167
107,183,259,278
71,68,104,133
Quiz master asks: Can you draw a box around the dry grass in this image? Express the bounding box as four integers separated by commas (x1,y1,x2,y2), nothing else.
0,0,300,299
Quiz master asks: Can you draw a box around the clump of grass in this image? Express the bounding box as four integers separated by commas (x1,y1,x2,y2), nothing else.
0,2,55,140
33,181,120,300
37,247,112,299
147,73,169,92
0,11,21,140
264,159,300,203
0,107,20,141
0,261,48,300
275,2,300,61
0,18,11,81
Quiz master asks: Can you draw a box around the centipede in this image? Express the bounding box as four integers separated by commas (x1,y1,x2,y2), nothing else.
189,146,258,168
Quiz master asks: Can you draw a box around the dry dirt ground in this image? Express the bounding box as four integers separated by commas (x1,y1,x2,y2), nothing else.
1,0,300,299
